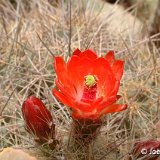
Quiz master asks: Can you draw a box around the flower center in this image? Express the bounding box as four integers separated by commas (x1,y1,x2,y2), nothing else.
85,75,97,87
81,75,97,101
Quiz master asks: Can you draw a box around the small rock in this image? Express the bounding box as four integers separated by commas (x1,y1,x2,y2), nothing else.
0,148,37,160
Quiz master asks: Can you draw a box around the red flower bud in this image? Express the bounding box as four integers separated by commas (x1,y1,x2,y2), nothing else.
131,140,160,160
22,96,55,145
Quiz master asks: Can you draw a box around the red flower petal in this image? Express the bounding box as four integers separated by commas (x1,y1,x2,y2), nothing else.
93,58,116,99
97,95,117,112
54,57,77,95
67,55,83,86
73,48,81,56
55,79,76,98
53,89,93,113
105,50,115,65
103,104,127,114
72,49,97,59
109,81,120,97
52,89,76,110
81,49,97,59
54,57,68,86
112,60,124,81
67,56,94,88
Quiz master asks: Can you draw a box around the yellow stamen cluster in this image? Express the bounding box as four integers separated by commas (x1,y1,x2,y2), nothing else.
85,75,97,87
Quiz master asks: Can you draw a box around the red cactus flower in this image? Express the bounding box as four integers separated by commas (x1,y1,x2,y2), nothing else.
22,96,55,144
53,49,127,119
131,140,160,160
